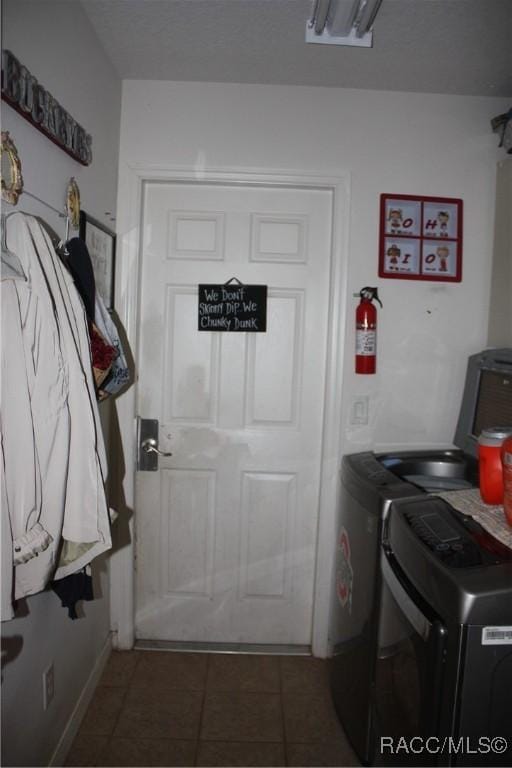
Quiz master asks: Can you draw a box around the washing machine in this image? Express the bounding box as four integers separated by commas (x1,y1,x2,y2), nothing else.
329,348,512,765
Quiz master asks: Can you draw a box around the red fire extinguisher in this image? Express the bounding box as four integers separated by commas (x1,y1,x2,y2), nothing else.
355,287,382,374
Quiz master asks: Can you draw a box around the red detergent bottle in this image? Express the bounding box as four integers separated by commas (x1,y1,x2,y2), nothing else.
501,435,512,525
478,427,512,505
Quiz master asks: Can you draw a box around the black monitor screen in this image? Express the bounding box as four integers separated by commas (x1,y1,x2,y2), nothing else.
472,370,512,437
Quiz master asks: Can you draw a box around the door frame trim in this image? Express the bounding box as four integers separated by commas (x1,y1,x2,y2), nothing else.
110,164,350,656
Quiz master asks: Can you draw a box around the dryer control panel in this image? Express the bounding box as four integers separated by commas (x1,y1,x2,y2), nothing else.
403,501,482,567
398,498,512,568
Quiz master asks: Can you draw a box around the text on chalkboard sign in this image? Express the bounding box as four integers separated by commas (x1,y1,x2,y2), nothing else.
198,282,267,332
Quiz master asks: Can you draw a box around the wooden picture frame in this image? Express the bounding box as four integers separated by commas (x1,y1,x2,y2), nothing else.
79,210,116,309
379,193,463,282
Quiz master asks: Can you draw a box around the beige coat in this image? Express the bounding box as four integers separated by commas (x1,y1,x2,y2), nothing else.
1,213,112,620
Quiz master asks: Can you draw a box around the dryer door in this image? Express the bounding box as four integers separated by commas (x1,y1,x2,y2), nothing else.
373,549,448,766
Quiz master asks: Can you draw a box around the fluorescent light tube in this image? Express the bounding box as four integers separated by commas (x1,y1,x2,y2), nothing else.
306,0,383,47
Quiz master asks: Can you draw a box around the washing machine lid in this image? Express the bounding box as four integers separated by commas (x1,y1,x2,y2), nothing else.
400,474,473,492
453,347,512,459
377,450,478,492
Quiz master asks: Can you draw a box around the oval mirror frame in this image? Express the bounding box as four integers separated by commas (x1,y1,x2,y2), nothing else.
1,131,24,205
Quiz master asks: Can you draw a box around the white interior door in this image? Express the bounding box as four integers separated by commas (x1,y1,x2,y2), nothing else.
135,180,333,645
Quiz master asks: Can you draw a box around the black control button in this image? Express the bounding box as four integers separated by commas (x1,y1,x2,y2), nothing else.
414,526,429,537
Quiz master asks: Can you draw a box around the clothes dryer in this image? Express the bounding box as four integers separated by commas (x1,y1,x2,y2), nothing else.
374,494,512,766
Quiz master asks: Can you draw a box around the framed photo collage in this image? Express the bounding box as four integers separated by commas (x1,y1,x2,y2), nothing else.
379,194,463,282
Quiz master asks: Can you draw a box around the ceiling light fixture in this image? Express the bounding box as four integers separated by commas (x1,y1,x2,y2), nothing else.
306,0,383,48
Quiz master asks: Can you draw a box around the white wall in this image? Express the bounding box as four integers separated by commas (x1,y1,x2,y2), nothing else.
487,159,512,347
114,80,508,654
118,80,508,454
1,2,121,765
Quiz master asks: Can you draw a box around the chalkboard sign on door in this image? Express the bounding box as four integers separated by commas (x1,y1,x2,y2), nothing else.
198,278,267,332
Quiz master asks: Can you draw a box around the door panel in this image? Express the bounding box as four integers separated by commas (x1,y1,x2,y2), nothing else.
136,181,333,644
163,286,219,423
239,471,296,600
247,292,302,426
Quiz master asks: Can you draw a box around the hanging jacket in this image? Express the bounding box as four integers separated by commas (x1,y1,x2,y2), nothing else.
66,236,96,322
1,213,112,619
66,236,130,399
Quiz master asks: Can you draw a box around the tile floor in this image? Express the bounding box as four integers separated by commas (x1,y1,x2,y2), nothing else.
65,650,361,767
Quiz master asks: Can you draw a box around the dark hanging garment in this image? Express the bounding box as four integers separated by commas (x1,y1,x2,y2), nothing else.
51,569,94,619
66,237,96,322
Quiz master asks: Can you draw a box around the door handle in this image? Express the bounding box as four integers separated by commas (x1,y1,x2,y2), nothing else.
137,418,172,471
380,551,432,641
141,437,172,457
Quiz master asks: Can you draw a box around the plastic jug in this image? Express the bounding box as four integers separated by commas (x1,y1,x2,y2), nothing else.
502,435,512,525
478,427,512,505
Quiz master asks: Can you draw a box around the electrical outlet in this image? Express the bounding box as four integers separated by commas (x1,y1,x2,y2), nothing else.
42,663,54,710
